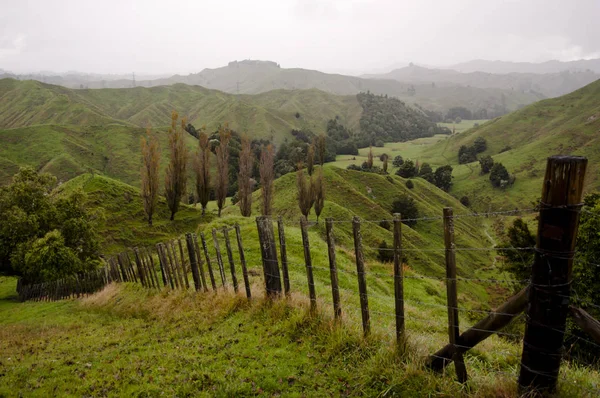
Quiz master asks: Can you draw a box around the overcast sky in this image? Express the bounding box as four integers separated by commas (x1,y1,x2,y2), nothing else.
1,0,599,75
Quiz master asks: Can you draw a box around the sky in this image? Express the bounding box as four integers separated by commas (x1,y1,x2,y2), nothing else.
1,0,599,75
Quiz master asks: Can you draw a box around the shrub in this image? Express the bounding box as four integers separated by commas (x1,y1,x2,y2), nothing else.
347,164,361,171
392,155,404,167
473,137,487,153
379,220,391,230
499,145,512,153
490,163,510,188
377,240,394,263
433,165,453,192
405,180,414,189
419,163,434,183
396,160,417,178
479,155,494,174
460,196,470,207
391,195,419,227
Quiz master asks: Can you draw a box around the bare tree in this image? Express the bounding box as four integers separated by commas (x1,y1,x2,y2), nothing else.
313,167,325,223
259,144,275,216
297,166,313,219
194,127,211,215
306,143,315,176
140,126,160,225
367,146,374,169
165,111,188,221
238,134,254,217
215,125,231,217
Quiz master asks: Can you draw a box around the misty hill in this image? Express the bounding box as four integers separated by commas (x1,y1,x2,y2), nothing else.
449,58,600,74
363,64,599,98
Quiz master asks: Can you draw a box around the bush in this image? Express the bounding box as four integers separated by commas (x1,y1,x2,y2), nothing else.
433,165,453,192
396,160,417,178
374,140,384,147
458,145,477,164
405,180,414,189
479,155,494,174
473,137,487,153
419,163,434,183
460,196,470,207
346,164,361,171
490,163,510,188
392,155,404,167
377,240,394,263
391,195,419,227
379,220,391,230
499,145,512,153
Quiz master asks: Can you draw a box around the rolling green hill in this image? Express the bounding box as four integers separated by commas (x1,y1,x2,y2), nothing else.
338,79,600,210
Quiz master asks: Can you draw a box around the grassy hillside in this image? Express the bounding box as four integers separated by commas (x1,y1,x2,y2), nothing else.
0,79,360,142
336,80,600,210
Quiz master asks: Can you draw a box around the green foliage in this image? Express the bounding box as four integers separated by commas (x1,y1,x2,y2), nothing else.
433,165,453,192
479,155,494,174
489,163,510,188
396,160,417,178
392,155,404,167
419,163,434,183
473,137,487,153
377,240,394,263
357,92,440,146
460,196,470,207
391,195,419,227
405,180,414,189
498,218,535,290
458,145,478,164
0,168,99,282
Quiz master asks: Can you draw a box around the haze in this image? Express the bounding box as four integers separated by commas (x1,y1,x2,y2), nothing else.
1,0,599,75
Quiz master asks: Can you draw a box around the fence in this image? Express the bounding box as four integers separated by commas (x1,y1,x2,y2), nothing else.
16,155,600,395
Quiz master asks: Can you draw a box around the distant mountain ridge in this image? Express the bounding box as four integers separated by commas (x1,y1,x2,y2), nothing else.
449,58,600,74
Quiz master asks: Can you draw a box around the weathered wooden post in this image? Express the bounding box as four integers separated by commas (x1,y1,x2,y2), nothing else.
223,227,239,293
155,245,169,287
193,234,209,292
519,156,587,394
178,239,190,290
300,217,317,312
352,216,370,336
256,216,282,297
277,217,291,296
200,232,217,291
443,207,468,383
186,233,202,292
393,213,405,346
212,229,227,287
325,218,342,320
234,224,251,299
157,243,174,289
145,247,160,288
133,248,147,288
166,242,181,289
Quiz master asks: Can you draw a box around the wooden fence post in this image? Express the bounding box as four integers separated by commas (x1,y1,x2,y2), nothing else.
393,213,405,346
212,229,227,288
443,207,468,383
186,233,202,292
234,224,251,299
256,216,282,297
133,248,147,288
223,227,239,293
166,242,181,289
200,232,217,291
352,216,370,336
158,243,174,289
178,238,190,290
146,247,161,289
155,245,168,287
300,217,317,312
193,233,209,292
519,156,587,393
278,216,291,296
117,254,128,282
325,218,341,320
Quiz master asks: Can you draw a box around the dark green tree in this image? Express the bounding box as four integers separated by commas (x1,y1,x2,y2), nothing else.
396,160,417,178
490,163,510,188
419,163,434,183
433,165,453,192
391,195,419,227
479,155,494,174
392,155,404,167
473,137,487,153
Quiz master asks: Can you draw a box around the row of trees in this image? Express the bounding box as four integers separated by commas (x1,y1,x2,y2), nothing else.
141,111,276,224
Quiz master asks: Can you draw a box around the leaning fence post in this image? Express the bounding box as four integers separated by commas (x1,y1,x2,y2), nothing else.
156,244,169,287
256,216,282,297
178,238,191,290
443,207,468,383
212,229,227,288
234,224,251,299
277,216,291,296
352,216,370,336
223,227,239,293
186,233,202,292
519,156,587,394
200,232,217,291
166,242,181,289
300,216,317,312
325,218,341,320
393,213,405,346
133,248,147,288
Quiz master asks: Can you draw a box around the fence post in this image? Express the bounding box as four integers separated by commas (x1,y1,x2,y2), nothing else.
193,233,209,292
234,224,251,299
156,244,169,287
278,216,291,296
133,248,147,288
300,217,317,312
443,207,468,383
256,216,282,297
223,227,239,293
352,216,370,336
139,249,153,289
519,156,587,393
117,254,128,282
166,242,181,289
212,229,227,287
325,218,341,320
158,243,174,289
178,239,190,290
144,247,159,289
393,213,405,346
200,232,217,291
186,233,202,292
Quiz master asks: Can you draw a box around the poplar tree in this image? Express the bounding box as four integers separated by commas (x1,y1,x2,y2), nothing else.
238,134,254,217
164,111,188,221
140,126,160,225
259,145,275,216
194,126,211,215
215,125,231,217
